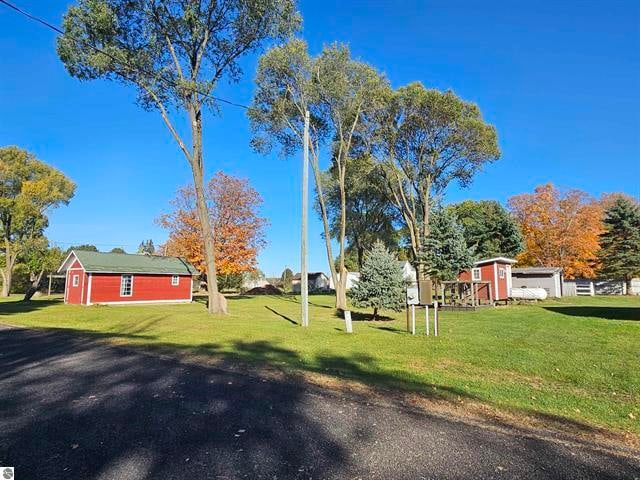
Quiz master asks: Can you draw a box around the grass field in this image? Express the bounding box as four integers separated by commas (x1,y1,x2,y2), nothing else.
1,293,638,438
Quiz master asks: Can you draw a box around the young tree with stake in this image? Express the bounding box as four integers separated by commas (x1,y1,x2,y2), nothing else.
58,0,299,314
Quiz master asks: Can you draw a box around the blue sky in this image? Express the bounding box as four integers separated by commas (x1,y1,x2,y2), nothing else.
1,0,639,276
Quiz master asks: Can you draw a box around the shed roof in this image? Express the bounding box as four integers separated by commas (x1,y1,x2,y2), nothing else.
59,250,199,275
512,267,562,275
474,257,518,266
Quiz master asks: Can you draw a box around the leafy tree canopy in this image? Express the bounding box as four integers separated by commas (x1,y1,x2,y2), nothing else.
66,244,98,253
449,200,523,260
0,146,75,296
370,82,500,272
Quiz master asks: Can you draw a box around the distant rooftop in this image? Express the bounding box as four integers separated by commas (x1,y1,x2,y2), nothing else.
512,267,562,275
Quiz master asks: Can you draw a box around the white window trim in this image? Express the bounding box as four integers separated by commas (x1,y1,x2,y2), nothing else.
499,268,506,279
120,274,133,297
171,275,179,286
471,268,481,281
72,275,80,287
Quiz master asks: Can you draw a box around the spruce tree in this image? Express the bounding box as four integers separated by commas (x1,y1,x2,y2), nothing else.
421,207,474,281
281,268,294,293
598,197,640,292
348,241,405,319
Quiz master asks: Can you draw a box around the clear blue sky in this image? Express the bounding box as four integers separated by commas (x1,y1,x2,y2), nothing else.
1,0,639,276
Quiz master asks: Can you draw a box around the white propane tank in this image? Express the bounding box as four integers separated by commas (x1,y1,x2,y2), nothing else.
510,287,548,300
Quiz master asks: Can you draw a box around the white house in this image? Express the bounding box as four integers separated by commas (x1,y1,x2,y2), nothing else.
291,272,331,293
328,271,361,290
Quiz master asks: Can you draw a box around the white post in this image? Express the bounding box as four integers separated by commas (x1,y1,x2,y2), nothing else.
411,305,416,335
425,305,429,336
344,310,353,333
301,110,310,327
434,301,439,336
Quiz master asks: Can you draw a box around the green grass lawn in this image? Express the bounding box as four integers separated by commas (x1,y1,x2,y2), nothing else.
1,293,639,438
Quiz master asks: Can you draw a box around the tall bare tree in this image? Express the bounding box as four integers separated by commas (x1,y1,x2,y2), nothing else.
57,0,300,313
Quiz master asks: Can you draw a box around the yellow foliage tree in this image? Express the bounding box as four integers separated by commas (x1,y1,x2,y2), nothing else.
508,183,603,279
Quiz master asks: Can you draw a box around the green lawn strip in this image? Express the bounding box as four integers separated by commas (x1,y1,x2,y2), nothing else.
2,293,638,435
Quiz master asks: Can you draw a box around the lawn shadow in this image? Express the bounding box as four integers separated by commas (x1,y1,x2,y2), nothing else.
348,311,394,322
543,306,640,321
0,298,62,316
369,325,405,334
264,306,298,325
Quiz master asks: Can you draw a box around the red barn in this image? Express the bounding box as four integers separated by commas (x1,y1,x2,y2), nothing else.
58,250,198,305
458,257,517,302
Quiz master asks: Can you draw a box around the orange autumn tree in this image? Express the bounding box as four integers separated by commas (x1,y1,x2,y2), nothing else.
508,183,603,279
158,172,267,281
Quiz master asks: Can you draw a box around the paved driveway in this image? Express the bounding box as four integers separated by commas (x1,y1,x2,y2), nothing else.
0,325,638,479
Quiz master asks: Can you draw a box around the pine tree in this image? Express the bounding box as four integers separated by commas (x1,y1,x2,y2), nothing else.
281,268,294,293
348,241,405,319
138,239,155,255
598,198,640,291
421,207,474,281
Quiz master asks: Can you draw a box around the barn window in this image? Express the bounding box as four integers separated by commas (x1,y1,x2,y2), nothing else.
471,268,481,281
120,274,133,296
72,275,79,287
171,275,179,286
499,268,506,279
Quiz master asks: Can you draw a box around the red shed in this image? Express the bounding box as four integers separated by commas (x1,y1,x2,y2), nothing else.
458,257,517,302
58,250,198,305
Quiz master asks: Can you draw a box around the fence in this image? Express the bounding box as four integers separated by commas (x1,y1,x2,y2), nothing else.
562,278,635,296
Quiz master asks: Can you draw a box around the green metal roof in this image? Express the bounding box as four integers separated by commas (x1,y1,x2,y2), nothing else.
68,250,199,275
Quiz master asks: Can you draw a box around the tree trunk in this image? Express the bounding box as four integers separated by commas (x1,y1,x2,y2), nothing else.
308,147,339,306
335,154,348,312
23,269,45,301
1,241,15,297
0,266,11,297
372,307,378,321
190,107,225,315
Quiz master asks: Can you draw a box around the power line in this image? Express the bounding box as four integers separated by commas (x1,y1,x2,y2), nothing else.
0,0,249,109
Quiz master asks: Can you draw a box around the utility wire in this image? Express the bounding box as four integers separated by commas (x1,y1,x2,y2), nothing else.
0,0,250,109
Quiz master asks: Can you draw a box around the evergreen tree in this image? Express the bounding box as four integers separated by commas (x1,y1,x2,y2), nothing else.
598,197,640,291
280,268,294,293
449,200,523,259
138,239,155,255
348,241,405,319
421,207,474,281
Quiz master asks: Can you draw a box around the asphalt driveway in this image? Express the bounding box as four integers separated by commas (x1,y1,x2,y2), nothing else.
0,325,638,479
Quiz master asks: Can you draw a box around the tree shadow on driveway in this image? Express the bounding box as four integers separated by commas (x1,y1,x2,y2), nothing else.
0,326,637,479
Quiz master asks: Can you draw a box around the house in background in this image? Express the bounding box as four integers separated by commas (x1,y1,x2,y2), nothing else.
511,267,563,298
292,272,330,293
458,257,517,302
58,250,198,305
329,271,361,290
